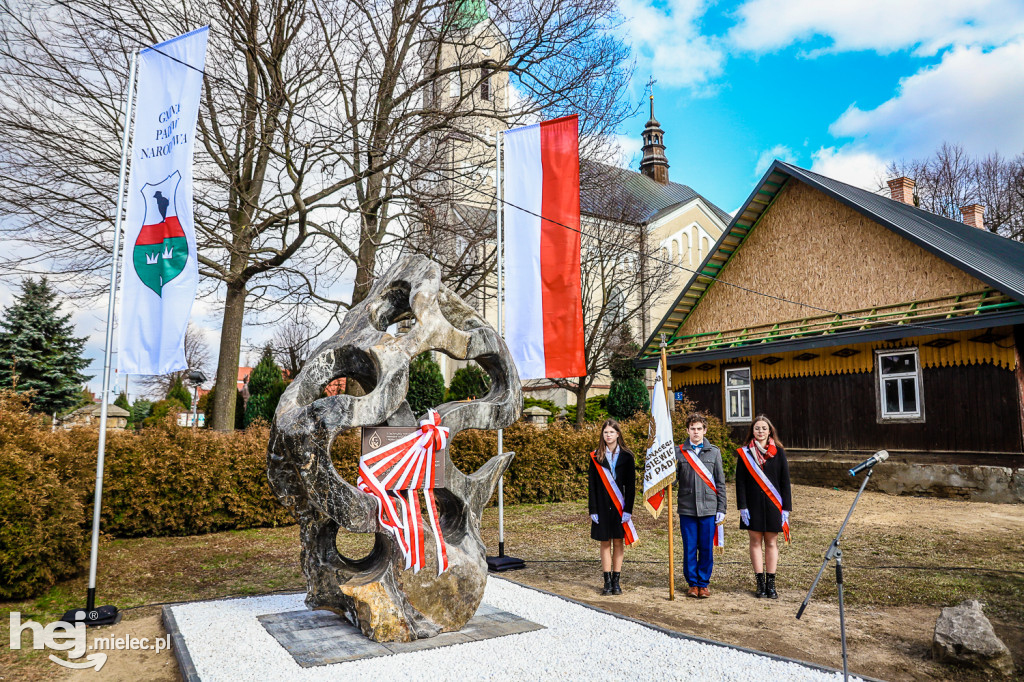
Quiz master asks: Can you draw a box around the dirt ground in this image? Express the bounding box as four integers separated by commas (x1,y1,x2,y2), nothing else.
5,484,1021,681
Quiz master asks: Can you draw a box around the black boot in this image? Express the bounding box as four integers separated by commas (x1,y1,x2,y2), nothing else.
601,571,612,595
611,571,622,595
755,572,766,598
766,572,778,599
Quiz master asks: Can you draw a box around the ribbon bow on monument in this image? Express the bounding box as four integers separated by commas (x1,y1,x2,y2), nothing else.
357,409,451,574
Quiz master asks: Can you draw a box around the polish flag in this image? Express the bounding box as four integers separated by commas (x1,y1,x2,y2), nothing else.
503,115,585,380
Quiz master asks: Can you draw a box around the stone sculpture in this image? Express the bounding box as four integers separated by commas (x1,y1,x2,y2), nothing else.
267,256,522,642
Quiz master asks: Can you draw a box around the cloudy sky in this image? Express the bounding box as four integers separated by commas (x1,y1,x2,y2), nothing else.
613,0,1024,212
7,0,1024,398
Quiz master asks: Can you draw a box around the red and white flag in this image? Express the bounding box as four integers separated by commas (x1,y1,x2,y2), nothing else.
503,115,585,380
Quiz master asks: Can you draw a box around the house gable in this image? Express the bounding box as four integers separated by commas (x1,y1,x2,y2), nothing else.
677,180,988,338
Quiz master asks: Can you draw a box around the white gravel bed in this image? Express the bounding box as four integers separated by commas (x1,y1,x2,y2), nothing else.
169,577,862,681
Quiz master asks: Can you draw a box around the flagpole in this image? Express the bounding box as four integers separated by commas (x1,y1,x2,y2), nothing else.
660,334,675,600
496,129,505,557
487,129,524,572
64,50,138,627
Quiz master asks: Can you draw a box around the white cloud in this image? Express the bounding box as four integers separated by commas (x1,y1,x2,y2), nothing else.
617,0,725,88
728,0,1024,56
753,144,797,177
829,40,1024,159
810,146,889,192
610,133,643,169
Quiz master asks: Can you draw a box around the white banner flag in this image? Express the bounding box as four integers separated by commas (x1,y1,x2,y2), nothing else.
118,27,208,375
643,360,677,518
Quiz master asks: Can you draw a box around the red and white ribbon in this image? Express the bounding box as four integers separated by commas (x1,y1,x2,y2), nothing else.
738,446,790,543
356,409,450,574
590,452,638,545
679,445,724,549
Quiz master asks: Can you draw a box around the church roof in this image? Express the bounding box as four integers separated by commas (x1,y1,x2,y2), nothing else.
580,161,731,225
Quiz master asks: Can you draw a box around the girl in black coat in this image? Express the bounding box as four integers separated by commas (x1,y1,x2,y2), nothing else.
587,419,636,596
736,415,792,599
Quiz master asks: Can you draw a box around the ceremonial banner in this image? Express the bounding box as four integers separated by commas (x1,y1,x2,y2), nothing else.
643,361,676,518
118,27,208,375
503,115,585,380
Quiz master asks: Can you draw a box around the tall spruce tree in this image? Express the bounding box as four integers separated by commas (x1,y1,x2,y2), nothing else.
606,334,649,420
0,277,90,414
446,364,491,402
243,346,287,427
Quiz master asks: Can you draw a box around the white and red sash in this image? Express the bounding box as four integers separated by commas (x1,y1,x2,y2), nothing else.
590,451,638,546
738,445,790,543
679,444,725,550
356,409,450,574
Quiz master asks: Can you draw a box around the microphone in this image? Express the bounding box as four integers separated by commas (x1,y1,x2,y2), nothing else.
848,450,888,476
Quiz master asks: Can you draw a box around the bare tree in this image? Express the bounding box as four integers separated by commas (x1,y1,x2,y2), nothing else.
0,0,633,429
270,313,316,378
884,142,1024,241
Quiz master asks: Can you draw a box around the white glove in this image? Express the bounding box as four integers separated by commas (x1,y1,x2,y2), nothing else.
782,510,790,525
622,512,632,523
590,514,599,524
740,509,750,525
715,512,725,525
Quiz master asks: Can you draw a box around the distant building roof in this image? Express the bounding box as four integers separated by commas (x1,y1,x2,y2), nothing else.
580,161,732,225
72,403,130,418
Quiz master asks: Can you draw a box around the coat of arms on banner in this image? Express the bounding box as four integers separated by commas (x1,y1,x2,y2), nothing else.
643,365,677,518
132,171,188,297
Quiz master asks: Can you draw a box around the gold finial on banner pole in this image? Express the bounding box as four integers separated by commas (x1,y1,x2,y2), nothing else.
660,333,675,600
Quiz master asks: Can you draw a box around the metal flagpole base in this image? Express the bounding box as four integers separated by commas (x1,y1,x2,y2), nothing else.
486,541,525,572
60,589,120,627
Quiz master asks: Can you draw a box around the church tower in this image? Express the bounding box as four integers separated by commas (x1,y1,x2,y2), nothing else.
639,93,669,184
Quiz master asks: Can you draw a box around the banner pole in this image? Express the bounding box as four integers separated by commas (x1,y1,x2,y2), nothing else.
660,334,674,600
487,129,524,572
496,129,505,557
66,50,138,627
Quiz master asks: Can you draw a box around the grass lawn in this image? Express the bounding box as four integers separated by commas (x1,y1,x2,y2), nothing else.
2,484,1021,681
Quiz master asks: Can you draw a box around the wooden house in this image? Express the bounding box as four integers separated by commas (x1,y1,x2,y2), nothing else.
638,161,1024,501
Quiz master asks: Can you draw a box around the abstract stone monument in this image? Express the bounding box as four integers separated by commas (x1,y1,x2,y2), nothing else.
267,256,522,643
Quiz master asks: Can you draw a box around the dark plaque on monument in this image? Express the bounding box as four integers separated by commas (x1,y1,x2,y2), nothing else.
360,426,446,488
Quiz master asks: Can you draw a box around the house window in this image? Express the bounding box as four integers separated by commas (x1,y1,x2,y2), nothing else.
876,348,923,420
480,66,492,101
724,367,751,422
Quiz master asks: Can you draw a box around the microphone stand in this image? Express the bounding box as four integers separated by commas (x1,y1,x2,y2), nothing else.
796,467,874,682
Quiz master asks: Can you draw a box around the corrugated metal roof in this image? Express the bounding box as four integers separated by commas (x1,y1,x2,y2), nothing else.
580,161,732,225
641,160,1024,361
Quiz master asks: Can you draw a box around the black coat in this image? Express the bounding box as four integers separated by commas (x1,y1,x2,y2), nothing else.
588,448,636,541
735,445,792,533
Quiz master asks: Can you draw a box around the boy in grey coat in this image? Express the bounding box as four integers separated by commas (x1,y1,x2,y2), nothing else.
676,413,727,598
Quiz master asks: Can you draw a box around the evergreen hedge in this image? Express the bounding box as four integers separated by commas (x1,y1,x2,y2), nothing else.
0,389,736,598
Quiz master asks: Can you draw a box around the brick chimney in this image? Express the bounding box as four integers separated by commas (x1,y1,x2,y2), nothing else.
960,203,985,230
887,176,915,205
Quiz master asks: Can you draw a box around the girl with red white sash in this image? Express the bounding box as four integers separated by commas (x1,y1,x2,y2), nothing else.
587,419,637,596
736,415,792,600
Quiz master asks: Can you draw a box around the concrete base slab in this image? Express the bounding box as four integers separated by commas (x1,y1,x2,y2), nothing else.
257,603,543,667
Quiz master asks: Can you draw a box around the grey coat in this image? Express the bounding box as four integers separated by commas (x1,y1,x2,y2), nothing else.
675,440,727,518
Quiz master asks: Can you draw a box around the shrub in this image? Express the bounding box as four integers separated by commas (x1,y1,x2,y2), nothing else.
0,392,86,599
244,347,287,427
563,394,609,423
130,398,153,426
446,364,491,402
406,353,444,415
167,376,192,410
